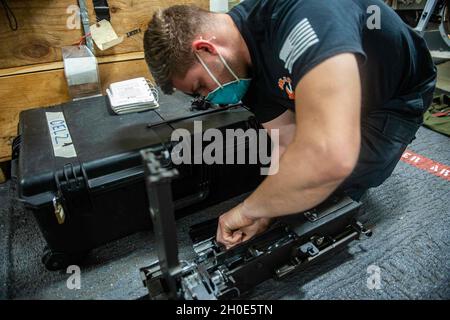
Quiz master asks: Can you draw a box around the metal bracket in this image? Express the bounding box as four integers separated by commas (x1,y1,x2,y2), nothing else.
304,196,354,222
78,0,94,52
141,146,181,299
415,0,441,35
298,242,320,257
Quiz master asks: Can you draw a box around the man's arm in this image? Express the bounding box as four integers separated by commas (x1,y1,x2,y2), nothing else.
262,109,296,154
217,53,361,246
262,109,296,173
243,52,361,217
223,110,296,244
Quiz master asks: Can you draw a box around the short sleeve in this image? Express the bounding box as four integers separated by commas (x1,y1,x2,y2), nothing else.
250,102,287,124
242,85,288,124
275,0,367,88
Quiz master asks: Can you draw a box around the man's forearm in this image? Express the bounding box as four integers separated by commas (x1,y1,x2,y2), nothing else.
242,140,351,220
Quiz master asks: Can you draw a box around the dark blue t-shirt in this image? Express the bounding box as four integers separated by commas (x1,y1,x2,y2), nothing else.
228,0,436,123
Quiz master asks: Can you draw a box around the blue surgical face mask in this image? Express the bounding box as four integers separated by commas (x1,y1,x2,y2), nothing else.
195,50,251,105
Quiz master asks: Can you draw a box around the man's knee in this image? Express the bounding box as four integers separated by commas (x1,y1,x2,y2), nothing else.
337,112,419,196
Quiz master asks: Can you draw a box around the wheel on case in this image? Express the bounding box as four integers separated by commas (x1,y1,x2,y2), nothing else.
41,246,88,271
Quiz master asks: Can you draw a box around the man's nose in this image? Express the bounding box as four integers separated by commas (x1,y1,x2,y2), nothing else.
199,88,210,97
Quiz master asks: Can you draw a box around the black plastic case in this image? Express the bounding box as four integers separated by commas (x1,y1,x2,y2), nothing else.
13,92,266,270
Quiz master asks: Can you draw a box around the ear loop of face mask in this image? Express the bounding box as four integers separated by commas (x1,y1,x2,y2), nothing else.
194,37,241,92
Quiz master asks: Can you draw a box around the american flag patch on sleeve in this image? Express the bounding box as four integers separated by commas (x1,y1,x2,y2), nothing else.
279,18,319,73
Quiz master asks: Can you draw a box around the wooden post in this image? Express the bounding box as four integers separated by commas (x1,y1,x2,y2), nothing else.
0,167,5,184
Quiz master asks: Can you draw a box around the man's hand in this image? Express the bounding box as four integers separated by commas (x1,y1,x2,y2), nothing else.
216,203,272,249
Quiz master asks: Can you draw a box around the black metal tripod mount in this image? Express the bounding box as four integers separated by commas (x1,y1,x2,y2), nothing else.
139,147,372,300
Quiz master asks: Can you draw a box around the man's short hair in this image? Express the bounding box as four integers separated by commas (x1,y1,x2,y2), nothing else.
144,5,212,94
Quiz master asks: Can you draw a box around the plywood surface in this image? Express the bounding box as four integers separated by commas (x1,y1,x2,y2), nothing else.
0,0,209,69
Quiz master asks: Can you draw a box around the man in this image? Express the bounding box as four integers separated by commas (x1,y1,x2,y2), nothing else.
143,0,436,248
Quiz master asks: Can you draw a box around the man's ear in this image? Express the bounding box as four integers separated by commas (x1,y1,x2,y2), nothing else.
192,39,218,55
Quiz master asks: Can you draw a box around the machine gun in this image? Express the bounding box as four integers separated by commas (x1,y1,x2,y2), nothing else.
139,147,372,300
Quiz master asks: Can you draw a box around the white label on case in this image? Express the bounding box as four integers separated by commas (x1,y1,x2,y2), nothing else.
45,112,77,158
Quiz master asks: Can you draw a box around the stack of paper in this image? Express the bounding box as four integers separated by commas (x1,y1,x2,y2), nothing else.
106,77,159,114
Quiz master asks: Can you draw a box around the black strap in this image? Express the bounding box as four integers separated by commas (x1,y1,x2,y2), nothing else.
92,0,110,22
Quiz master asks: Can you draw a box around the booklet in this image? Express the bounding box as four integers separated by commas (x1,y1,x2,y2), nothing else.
106,77,159,114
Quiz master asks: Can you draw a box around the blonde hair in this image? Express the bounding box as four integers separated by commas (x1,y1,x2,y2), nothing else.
144,5,212,94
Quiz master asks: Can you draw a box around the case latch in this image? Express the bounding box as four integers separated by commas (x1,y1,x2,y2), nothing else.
54,163,92,224
52,196,65,225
